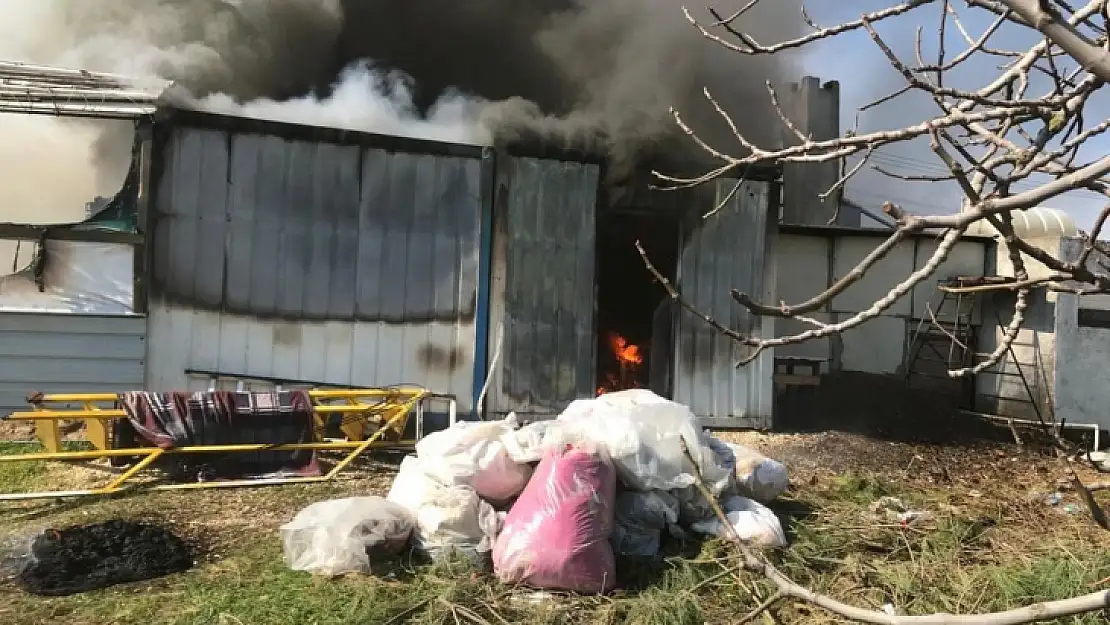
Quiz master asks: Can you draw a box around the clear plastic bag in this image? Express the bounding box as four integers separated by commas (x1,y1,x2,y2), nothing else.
492,444,617,594
690,495,786,548
414,417,532,505
499,418,556,464
723,442,789,503
551,390,729,493
280,496,413,576
387,456,502,563
611,490,680,556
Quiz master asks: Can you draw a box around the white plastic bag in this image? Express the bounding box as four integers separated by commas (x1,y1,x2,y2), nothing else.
280,496,413,576
611,490,680,556
724,443,789,503
551,390,728,492
690,495,786,548
500,419,557,464
414,417,532,505
387,456,502,562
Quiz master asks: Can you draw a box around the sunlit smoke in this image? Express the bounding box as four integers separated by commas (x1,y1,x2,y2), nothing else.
188,62,492,145
0,0,803,231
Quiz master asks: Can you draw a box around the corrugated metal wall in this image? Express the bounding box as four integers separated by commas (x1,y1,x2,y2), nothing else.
0,313,146,416
486,156,600,418
673,179,775,427
146,124,487,410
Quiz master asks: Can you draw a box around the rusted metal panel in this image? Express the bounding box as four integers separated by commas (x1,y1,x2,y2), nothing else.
486,156,600,418
672,179,774,427
146,126,485,410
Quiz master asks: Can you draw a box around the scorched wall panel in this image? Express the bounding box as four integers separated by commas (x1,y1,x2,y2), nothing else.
146,125,486,410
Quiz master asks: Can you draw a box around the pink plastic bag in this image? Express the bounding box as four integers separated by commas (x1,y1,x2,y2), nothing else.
492,444,617,594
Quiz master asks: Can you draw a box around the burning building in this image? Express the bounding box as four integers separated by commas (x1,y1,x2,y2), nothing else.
0,58,1004,433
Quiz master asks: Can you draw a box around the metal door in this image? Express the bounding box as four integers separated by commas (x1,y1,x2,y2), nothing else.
672,178,775,427
485,156,600,419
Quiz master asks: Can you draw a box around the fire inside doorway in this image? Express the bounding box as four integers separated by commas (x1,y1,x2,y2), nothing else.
595,207,680,397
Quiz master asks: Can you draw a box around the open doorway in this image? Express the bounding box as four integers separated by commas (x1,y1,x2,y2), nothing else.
595,208,681,397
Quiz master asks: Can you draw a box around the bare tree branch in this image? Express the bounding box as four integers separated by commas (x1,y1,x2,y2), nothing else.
656,0,1110,373
1000,0,1110,81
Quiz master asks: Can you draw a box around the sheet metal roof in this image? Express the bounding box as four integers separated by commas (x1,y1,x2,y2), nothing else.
0,60,170,119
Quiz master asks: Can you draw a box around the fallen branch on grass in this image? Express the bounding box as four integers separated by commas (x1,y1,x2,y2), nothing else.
679,440,1110,624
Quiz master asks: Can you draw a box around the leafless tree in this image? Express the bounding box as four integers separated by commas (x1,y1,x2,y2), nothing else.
649,0,1110,374
651,1,1110,622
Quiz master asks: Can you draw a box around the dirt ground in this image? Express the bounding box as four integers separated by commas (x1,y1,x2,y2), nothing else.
2,421,1102,551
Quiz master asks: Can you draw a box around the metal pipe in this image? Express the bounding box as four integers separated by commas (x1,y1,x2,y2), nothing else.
8,410,127,420
0,60,165,83
19,388,428,403
958,409,1102,450
95,449,164,493
0,102,156,116
0,477,335,501
0,408,415,501
0,441,371,462
9,402,422,421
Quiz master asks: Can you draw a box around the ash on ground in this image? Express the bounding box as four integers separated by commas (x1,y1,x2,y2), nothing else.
16,519,194,596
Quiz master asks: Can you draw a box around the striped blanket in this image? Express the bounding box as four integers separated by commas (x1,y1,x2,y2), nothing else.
116,390,321,480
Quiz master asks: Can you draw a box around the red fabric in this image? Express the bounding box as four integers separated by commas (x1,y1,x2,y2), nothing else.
492,445,617,594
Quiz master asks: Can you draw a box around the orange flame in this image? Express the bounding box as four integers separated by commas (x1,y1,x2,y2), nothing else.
607,332,643,366
597,333,643,396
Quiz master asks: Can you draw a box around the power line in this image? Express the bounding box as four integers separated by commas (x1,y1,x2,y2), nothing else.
860,153,1099,198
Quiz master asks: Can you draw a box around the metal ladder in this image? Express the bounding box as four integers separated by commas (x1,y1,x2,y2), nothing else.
905,278,979,381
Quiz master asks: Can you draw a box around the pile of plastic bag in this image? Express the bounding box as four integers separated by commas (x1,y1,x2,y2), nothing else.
279,389,790,594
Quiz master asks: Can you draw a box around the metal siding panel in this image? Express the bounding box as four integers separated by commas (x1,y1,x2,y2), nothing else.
489,157,599,416
407,155,438,317
0,330,144,359
674,179,770,424
0,313,145,417
191,130,230,309
225,134,260,311
302,148,336,318
569,165,596,400
381,152,417,321
247,136,289,313
0,313,143,334
356,149,390,319
149,130,481,408
220,135,261,376
277,141,315,317
163,130,204,302
327,146,362,319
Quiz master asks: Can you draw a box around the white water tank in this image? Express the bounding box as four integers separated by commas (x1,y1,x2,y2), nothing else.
967,207,1077,283
967,206,1078,238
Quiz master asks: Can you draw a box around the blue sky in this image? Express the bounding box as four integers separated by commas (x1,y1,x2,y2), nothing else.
790,2,1108,231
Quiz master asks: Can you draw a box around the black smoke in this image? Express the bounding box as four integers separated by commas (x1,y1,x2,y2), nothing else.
179,0,803,177
5,0,804,213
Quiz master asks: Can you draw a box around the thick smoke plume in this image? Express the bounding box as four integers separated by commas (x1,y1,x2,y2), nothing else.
0,0,802,227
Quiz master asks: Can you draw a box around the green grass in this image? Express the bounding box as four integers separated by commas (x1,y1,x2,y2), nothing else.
775,472,1110,623
0,442,48,493
1,453,1109,624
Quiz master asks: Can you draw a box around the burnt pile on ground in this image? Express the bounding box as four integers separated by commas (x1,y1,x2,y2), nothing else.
17,519,194,596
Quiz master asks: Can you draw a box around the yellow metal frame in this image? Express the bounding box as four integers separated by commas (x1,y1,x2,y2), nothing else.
0,386,430,501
